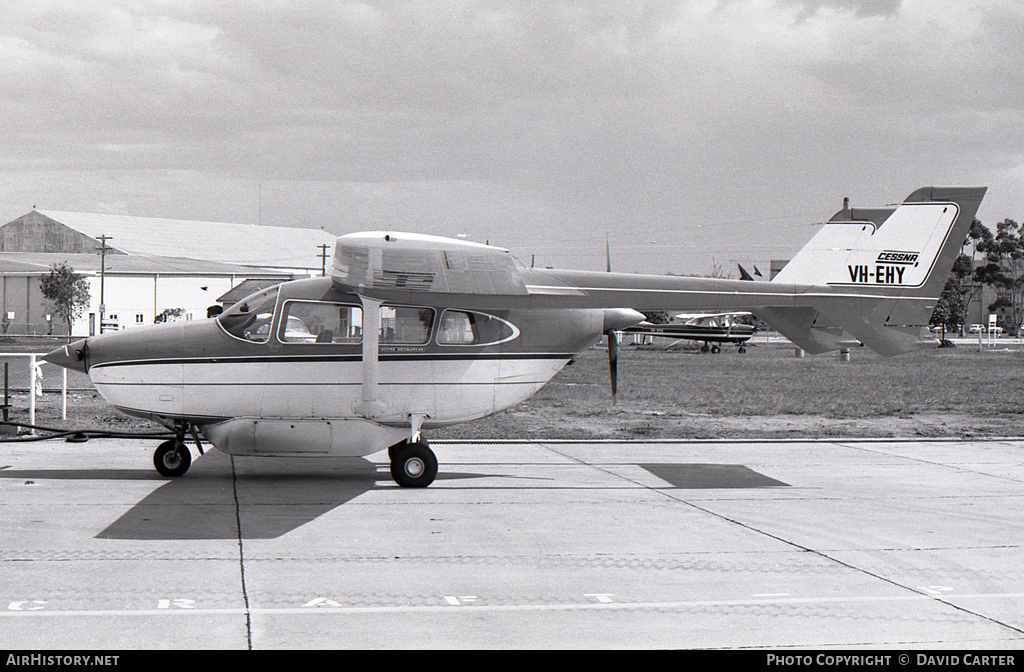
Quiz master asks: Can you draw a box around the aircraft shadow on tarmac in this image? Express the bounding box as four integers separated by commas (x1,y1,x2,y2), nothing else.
1,456,789,541
92,450,489,541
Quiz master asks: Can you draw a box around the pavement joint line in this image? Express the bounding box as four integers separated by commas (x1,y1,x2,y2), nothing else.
831,441,1024,484
535,441,1024,637
230,456,253,650
4,592,1024,618
430,437,1024,445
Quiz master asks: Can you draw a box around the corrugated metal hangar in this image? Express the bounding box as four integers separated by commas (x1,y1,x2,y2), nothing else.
0,209,338,337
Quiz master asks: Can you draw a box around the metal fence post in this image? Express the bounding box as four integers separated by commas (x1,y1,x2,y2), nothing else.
28,354,36,433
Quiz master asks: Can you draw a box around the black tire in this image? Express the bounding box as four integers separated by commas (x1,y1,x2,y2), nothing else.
390,442,438,488
154,440,191,477
387,440,408,462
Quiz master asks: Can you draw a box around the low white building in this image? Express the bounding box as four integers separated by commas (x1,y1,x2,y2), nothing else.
0,210,337,336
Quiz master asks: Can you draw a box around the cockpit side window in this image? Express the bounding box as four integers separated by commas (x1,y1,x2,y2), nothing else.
379,306,434,345
217,286,280,342
279,301,363,344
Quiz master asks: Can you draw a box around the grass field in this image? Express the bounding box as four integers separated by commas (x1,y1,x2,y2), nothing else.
3,338,1023,440
432,340,1024,439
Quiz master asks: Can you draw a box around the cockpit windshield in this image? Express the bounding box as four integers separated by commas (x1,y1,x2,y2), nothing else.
217,286,280,342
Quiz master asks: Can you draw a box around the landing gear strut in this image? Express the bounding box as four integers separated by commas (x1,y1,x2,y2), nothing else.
153,421,204,477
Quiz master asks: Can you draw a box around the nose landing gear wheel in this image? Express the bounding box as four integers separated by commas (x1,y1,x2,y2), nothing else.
390,441,438,488
154,439,191,477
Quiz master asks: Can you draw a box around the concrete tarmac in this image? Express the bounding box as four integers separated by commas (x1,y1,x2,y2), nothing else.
1,437,1022,650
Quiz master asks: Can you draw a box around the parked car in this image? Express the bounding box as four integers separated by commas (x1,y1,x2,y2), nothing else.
968,324,983,334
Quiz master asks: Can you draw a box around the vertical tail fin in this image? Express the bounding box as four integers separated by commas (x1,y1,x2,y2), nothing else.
772,187,986,291
759,187,986,356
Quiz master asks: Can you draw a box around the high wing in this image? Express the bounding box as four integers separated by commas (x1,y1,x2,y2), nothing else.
330,186,985,358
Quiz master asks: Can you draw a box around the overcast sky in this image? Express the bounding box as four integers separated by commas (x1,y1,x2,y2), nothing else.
2,0,1021,274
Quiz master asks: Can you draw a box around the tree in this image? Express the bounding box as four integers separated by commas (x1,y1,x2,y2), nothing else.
974,219,1024,332
155,308,186,323
39,263,90,337
929,252,972,342
959,219,991,317
930,277,969,343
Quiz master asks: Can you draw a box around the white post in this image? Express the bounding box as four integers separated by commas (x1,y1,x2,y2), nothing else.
28,354,36,433
62,368,67,420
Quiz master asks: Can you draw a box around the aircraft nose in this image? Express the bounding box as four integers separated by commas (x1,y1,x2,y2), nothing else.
43,339,89,374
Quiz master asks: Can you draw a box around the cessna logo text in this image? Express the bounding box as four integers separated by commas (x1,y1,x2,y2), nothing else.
847,250,919,284
876,251,919,264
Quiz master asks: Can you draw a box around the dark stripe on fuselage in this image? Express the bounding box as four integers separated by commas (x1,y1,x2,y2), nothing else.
96,380,545,387
89,352,574,370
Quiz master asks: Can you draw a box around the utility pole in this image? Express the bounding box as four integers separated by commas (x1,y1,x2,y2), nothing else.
96,234,112,331
318,243,330,277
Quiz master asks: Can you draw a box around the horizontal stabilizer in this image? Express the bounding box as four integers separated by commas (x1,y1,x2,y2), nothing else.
755,307,855,355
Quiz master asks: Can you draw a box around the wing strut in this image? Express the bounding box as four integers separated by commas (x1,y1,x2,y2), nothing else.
354,296,386,418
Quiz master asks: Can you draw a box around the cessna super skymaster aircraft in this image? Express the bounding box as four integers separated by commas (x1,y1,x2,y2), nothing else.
44,186,985,487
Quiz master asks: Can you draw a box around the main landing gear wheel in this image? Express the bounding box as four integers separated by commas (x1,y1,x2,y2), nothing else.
154,439,191,477
390,441,438,488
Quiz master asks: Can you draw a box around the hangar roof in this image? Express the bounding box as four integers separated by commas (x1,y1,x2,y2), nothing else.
6,210,336,272
0,252,293,278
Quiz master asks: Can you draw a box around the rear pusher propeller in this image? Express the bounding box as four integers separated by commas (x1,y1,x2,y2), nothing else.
606,329,618,405
600,308,646,405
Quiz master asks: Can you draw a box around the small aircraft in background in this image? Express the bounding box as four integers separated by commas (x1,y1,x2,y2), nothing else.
44,186,986,487
623,311,756,353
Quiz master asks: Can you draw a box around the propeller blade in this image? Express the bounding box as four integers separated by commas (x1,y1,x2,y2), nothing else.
606,329,618,403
